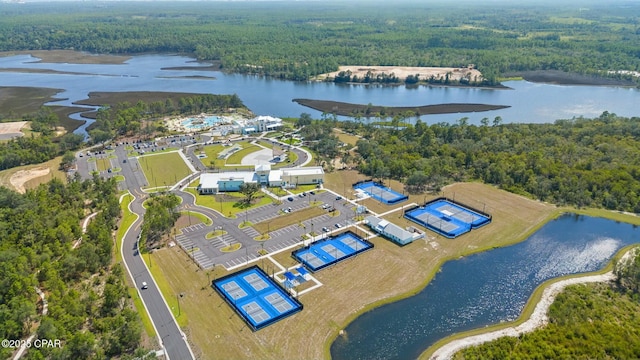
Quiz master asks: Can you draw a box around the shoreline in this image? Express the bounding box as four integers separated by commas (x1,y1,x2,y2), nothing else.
293,99,510,118
428,271,617,360
429,271,615,360
2,50,637,88
325,208,640,360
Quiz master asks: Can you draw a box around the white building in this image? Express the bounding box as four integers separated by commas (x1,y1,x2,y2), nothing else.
197,165,324,194
365,216,424,246
282,167,324,187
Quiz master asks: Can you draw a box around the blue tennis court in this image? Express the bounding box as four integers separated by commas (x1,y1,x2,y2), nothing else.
404,199,491,238
293,231,373,272
354,181,408,204
212,266,303,331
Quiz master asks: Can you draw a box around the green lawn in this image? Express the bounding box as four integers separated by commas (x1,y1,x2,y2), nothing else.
256,140,275,149
289,185,321,194
226,142,261,164
179,210,213,226
96,157,112,172
138,152,192,189
184,188,274,218
145,252,189,328
202,142,256,170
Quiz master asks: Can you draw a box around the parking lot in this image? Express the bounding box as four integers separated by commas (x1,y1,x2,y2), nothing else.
171,189,359,270
73,135,350,272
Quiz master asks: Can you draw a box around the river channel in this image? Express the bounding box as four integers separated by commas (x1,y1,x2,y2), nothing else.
1,54,639,136
330,214,640,360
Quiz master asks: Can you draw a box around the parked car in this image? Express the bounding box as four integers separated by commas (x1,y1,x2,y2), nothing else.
322,227,330,232
335,196,342,200
335,223,342,228
287,197,294,202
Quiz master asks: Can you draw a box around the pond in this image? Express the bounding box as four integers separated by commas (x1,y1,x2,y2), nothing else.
330,214,640,360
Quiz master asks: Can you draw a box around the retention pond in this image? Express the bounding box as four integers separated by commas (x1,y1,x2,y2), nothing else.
330,214,640,360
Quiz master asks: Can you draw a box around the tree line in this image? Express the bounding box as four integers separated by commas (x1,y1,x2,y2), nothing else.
89,94,245,142
1,2,639,83
0,176,149,359
313,111,640,212
0,108,84,171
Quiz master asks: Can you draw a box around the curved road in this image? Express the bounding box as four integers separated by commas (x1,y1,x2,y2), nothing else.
76,132,311,360
108,141,195,360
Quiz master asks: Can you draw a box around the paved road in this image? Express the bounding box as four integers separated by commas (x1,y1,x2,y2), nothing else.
77,142,195,360
122,197,194,360
71,132,317,359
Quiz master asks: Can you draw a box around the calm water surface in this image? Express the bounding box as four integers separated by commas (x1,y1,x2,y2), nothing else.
1,54,639,135
330,214,640,360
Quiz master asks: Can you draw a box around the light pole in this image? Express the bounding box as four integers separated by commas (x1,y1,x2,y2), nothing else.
177,293,184,316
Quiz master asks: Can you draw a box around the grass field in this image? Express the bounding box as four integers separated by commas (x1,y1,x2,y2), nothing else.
184,188,274,218
138,152,191,189
333,129,360,146
289,184,319,194
226,144,261,164
149,181,567,360
202,142,256,170
179,211,213,226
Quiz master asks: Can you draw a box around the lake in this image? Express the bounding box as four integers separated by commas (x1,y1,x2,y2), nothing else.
1,54,639,136
330,214,640,360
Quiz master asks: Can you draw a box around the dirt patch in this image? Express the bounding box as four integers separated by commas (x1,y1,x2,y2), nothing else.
293,99,510,117
507,70,637,86
317,65,483,83
0,121,27,140
0,50,130,64
10,168,50,194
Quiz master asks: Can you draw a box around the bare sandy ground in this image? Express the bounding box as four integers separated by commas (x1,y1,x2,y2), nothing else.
0,121,27,140
317,65,483,82
10,168,50,194
429,272,617,359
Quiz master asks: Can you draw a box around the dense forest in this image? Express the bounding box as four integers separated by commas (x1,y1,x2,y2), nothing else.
299,112,640,212
0,176,148,359
457,249,640,359
1,1,640,83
